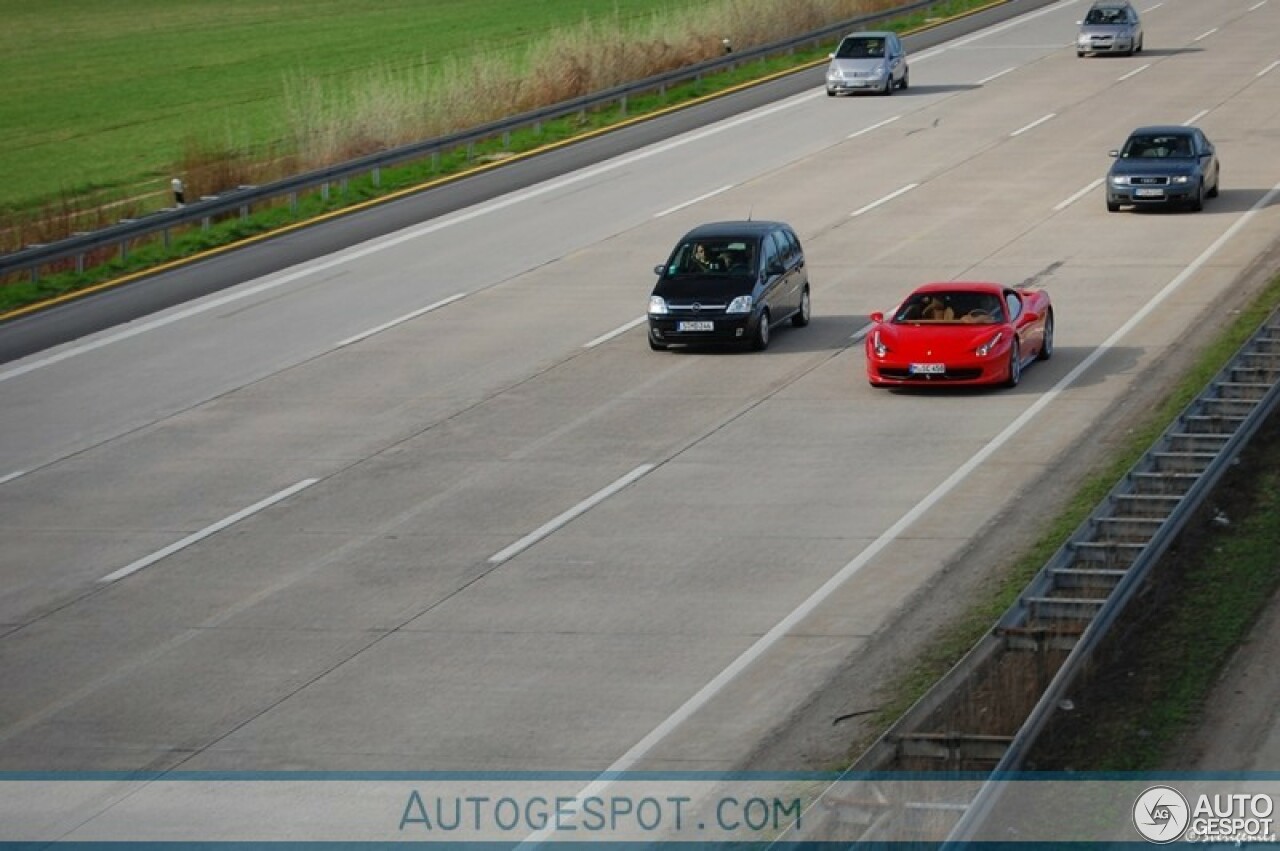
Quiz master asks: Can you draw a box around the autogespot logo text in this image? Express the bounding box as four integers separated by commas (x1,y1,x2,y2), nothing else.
1133,785,1189,843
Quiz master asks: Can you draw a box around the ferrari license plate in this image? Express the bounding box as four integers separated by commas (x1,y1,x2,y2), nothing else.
909,363,945,375
1135,188,1164,197
677,321,714,332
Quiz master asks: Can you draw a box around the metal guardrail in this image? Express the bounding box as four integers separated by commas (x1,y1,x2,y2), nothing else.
789,305,1280,844
0,0,948,284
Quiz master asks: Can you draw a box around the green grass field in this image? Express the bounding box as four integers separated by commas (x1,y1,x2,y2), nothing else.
0,0,722,212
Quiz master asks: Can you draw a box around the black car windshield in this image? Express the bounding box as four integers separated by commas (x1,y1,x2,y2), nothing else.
895,292,1005,324
665,240,757,277
1085,7,1127,24
1121,134,1194,158
835,37,886,59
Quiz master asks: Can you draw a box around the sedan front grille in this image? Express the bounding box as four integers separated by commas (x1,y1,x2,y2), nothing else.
1132,176,1169,185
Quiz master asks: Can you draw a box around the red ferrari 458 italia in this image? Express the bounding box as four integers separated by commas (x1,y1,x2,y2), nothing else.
865,282,1053,388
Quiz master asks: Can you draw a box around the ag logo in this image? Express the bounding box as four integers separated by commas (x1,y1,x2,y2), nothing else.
1133,785,1189,843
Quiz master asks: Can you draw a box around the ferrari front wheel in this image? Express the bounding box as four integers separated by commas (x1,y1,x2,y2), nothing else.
1037,312,1054,361
1005,340,1022,388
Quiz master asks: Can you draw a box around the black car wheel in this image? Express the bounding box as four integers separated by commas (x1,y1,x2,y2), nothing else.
882,75,894,96
751,310,771,351
1107,198,1121,212
1189,182,1205,212
1005,340,1022,388
1208,167,1220,198
899,68,909,90
1037,311,1054,361
791,287,811,328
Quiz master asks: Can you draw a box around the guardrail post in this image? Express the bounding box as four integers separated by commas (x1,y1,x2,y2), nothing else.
289,192,298,212
503,131,510,149
534,121,542,136
76,254,84,275
620,94,627,117
163,229,170,251
373,166,381,188
321,183,329,201
466,143,474,162
239,205,248,221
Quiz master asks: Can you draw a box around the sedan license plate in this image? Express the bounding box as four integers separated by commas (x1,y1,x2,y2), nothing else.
677,320,714,332
909,363,946,375
1135,188,1165,197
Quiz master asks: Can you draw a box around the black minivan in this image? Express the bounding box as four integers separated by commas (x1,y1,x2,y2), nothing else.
647,221,810,351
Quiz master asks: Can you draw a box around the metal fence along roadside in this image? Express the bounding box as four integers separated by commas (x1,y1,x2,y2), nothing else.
795,305,1280,843
0,0,969,289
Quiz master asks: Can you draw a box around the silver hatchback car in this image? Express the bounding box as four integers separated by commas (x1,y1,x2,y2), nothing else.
1077,1,1144,56
826,31,908,96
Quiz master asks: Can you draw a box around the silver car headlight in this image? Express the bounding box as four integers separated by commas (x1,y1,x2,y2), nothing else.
827,68,841,80
726,295,753,315
1110,176,1130,186
873,63,886,76
975,332,1004,357
648,295,669,315
1171,175,1190,184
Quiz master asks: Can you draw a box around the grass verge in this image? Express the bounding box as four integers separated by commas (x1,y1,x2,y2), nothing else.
862,271,1280,761
1,0,1004,317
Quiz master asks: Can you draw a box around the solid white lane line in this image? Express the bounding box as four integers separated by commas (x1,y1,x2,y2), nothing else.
1249,1,1268,10
1010,113,1056,137
1259,60,1280,77
1,95,823,386
950,1,1069,48
489,465,655,564
577,176,1280,789
584,316,647,348
654,184,735,218
335,293,468,347
98,479,319,584
851,183,918,217
0,470,26,486
1143,2,1164,10
1193,28,1218,42
850,322,873,342
847,115,901,139
1118,63,1151,82
1054,178,1105,211
1183,109,1210,127
977,67,1017,85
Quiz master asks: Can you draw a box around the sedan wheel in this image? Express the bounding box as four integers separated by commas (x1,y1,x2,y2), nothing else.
1005,340,1022,388
1037,312,1054,361
882,75,894,96
899,68,910,90
1189,182,1205,212
751,310,771,351
791,287,811,327
1208,167,1220,198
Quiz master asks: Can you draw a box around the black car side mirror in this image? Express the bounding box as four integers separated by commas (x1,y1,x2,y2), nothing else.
767,262,785,277
1108,149,1120,158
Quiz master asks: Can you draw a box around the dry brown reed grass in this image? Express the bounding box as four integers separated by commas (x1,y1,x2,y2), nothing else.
286,0,906,168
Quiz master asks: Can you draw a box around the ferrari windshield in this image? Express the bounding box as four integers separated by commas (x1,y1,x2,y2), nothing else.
895,292,1004,324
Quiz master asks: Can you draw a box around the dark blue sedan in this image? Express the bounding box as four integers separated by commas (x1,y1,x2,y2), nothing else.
1106,126,1220,212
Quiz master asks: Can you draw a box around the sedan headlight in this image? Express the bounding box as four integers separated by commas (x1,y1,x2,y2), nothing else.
1171,175,1190,184
872,330,888,357
975,332,1004,357
1110,175,1130,186
648,295,669,315
726,295,753,315
872,64,886,76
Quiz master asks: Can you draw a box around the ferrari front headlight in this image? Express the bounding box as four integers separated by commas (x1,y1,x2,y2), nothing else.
872,330,888,357
975,332,1004,357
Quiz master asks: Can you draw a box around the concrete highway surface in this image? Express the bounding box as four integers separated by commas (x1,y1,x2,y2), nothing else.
2,0,1279,784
